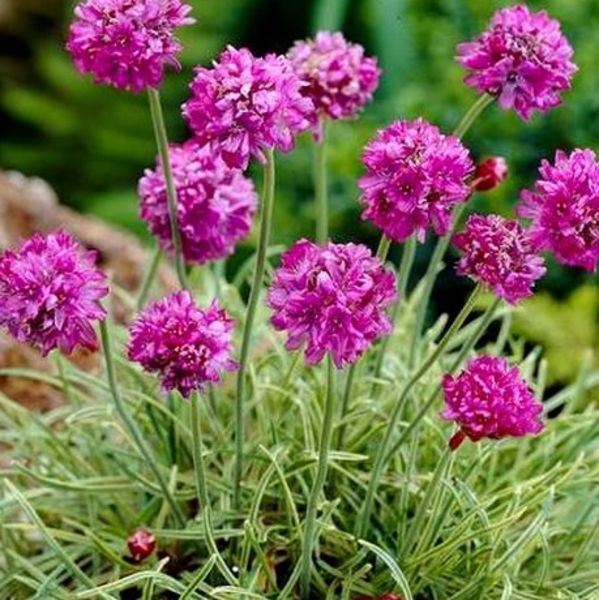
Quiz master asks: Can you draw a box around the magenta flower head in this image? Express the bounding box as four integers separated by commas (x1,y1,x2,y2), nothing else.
0,230,108,356
441,356,544,450
127,291,237,397
288,31,381,139
267,240,396,369
519,149,599,272
67,0,195,93
359,119,474,243
457,4,577,121
139,141,257,265
453,214,546,304
182,46,314,170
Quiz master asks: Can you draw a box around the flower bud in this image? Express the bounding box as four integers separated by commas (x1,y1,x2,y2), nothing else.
127,529,156,562
471,157,508,192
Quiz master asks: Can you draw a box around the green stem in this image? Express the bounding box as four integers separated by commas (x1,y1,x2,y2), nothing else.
300,356,337,599
315,120,328,244
54,352,76,406
335,235,391,452
385,297,501,461
335,363,357,452
99,320,185,527
234,151,276,508
190,394,238,586
408,203,467,367
147,88,187,289
376,234,391,261
408,94,493,367
356,285,482,538
452,94,494,139
373,235,417,382
136,246,162,310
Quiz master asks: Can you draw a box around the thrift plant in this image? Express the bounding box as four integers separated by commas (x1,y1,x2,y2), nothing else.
0,3,597,600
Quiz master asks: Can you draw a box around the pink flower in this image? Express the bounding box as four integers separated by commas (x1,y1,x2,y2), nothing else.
441,356,544,450
471,157,508,192
267,240,396,368
519,149,599,272
139,141,257,265
453,214,546,304
0,230,108,356
457,4,577,120
182,46,314,170
127,291,237,397
288,31,380,139
359,119,474,242
67,0,194,93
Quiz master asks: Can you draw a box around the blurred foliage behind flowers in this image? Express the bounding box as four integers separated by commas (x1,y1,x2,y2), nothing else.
0,0,598,382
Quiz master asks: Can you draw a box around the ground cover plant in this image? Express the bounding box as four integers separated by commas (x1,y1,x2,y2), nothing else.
0,2,597,599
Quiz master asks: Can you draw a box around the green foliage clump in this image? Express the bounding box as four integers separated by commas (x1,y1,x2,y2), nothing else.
0,274,597,599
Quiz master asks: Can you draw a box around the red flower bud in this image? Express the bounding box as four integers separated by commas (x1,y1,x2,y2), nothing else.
471,157,508,192
127,529,156,562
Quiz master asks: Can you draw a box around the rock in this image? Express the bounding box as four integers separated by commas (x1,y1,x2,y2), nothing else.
0,170,176,411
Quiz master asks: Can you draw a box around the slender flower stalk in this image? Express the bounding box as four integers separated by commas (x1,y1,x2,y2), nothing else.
408,95,493,366
373,235,417,382
234,150,276,507
356,284,482,538
335,234,392,451
300,355,337,598
385,296,502,460
147,88,188,289
315,119,328,244
190,393,238,585
452,94,494,139
99,320,185,526
136,246,162,310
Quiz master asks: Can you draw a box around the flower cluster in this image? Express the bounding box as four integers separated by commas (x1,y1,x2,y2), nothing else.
267,240,396,368
139,141,257,265
0,230,108,356
457,4,577,120
442,356,544,450
182,46,314,170
128,291,237,397
67,0,194,93
359,119,474,242
519,149,599,272
453,214,546,304
288,31,380,138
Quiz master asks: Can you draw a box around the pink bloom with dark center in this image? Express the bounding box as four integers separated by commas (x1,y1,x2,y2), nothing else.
359,119,474,242
139,141,257,265
471,156,508,192
288,31,381,139
267,240,396,368
519,149,599,272
128,291,237,397
457,4,577,120
441,356,544,450
453,214,546,304
182,46,314,170
0,230,108,356
67,0,194,93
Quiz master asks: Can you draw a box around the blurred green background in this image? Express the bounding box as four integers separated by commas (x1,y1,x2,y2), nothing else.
0,0,598,387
